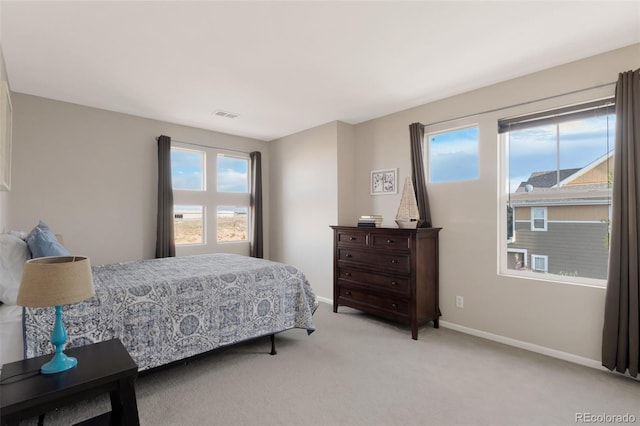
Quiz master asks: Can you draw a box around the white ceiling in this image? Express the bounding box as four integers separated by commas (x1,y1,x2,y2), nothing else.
1,1,639,141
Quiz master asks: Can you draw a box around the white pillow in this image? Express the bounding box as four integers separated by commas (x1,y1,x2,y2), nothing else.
0,234,30,305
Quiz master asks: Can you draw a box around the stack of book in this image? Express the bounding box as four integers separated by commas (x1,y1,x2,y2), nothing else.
357,215,383,227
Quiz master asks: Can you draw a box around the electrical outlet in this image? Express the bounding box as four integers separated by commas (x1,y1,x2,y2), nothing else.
456,296,464,308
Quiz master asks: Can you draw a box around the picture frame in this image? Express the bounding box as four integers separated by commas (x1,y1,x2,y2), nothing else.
0,81,12,192
370,168,398,195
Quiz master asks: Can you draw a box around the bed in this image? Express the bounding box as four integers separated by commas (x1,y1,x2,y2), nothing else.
1,229,318,372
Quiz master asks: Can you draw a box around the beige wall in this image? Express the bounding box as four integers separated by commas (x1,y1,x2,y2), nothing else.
336,121,357,226
269,121,345,301
5,35,639,363
349,43,639,362
8,94,268,265
0,41,9,233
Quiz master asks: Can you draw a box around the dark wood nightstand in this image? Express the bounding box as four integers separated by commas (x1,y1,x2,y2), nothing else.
0,339,139,426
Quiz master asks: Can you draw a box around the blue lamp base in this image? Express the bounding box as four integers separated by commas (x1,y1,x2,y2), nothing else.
41,305,77,375
41,352,78,375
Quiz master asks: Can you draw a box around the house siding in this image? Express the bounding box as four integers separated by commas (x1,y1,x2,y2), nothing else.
510,221,609,279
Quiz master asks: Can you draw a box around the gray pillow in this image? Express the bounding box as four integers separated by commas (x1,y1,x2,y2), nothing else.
25,220,71,258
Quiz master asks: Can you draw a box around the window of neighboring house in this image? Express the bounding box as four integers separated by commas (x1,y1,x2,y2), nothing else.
531,254,548,273
531,207,547,231
171,144,250,247
507,248,527,270
425,125,479,183
499,98,615,285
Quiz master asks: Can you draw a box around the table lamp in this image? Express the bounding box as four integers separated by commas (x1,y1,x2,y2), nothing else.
17,256,95,374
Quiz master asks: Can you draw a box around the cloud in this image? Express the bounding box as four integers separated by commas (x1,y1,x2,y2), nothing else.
217,169,248,192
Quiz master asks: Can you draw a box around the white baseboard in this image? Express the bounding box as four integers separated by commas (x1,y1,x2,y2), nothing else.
318,297,637,379
439,320,606,371
316,296,332,305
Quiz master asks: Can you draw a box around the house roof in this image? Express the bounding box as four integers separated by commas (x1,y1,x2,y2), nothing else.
511,154,612,206
516,169,581,191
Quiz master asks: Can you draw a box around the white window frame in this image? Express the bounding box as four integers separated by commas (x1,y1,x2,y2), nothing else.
171,147,206,192
530,207,548,232
172,142,251,254
531,254,548,273
215,153,250,243
497,90,614,288
423,119,479,184
507,248,528,269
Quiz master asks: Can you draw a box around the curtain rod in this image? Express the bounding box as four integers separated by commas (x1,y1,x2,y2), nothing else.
156,137,254,155
422,81,617,129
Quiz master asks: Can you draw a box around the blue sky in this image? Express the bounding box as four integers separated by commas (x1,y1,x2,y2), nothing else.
428,127,479,182
171,149,248,192
507,114,615,192
427,114,615,191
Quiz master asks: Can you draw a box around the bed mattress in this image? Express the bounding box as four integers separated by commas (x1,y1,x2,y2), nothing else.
23,253,318,371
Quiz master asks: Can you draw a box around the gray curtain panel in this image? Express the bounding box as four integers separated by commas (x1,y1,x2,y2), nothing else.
249,151,263,258
409,123,432,228
602,69,640,378
155,135,176,258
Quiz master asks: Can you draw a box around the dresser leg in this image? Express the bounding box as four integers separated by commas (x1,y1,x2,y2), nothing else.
433,318,439,329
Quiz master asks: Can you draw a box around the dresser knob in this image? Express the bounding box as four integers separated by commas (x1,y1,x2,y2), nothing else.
345,291,351,296
346,254,353,258
387,239,393,244
391,303,398,308
390,281,398,286
349,237,356,241
345,272,352,277
391,259,398,264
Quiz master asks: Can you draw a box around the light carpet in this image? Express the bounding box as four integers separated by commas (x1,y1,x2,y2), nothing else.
20,303,640,425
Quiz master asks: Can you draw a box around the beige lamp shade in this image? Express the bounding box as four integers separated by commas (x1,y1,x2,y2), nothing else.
17,256,95,307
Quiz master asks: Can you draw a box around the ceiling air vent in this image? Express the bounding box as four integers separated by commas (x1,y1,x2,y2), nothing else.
213,110,239,119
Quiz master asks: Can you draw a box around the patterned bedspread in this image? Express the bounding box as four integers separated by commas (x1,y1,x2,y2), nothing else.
23,253,318,370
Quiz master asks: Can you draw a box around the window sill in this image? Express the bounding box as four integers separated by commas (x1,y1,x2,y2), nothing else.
499,270,606,289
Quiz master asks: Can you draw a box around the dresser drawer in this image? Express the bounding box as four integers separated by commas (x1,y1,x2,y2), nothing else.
337,267,409,295
338,287,408,315
337,248,410,274
336,230,368,247
370,233,411,251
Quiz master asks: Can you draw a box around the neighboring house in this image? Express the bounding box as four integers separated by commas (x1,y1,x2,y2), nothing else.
507,153,613,279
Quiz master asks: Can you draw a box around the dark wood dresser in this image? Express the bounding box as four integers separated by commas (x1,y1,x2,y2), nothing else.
330,225,441,340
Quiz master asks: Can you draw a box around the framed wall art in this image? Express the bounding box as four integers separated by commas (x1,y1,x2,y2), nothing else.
0,81,12,191
370,168,397,195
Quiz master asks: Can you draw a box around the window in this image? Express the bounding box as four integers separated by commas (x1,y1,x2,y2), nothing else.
174,205,204,245
531,254,548,273
217,154,248,193
426,126,479,182
500,98,615,285
215,155,249,242
171,148,205,191
171,144,251,248
531,207,547,231
217,206,248,242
